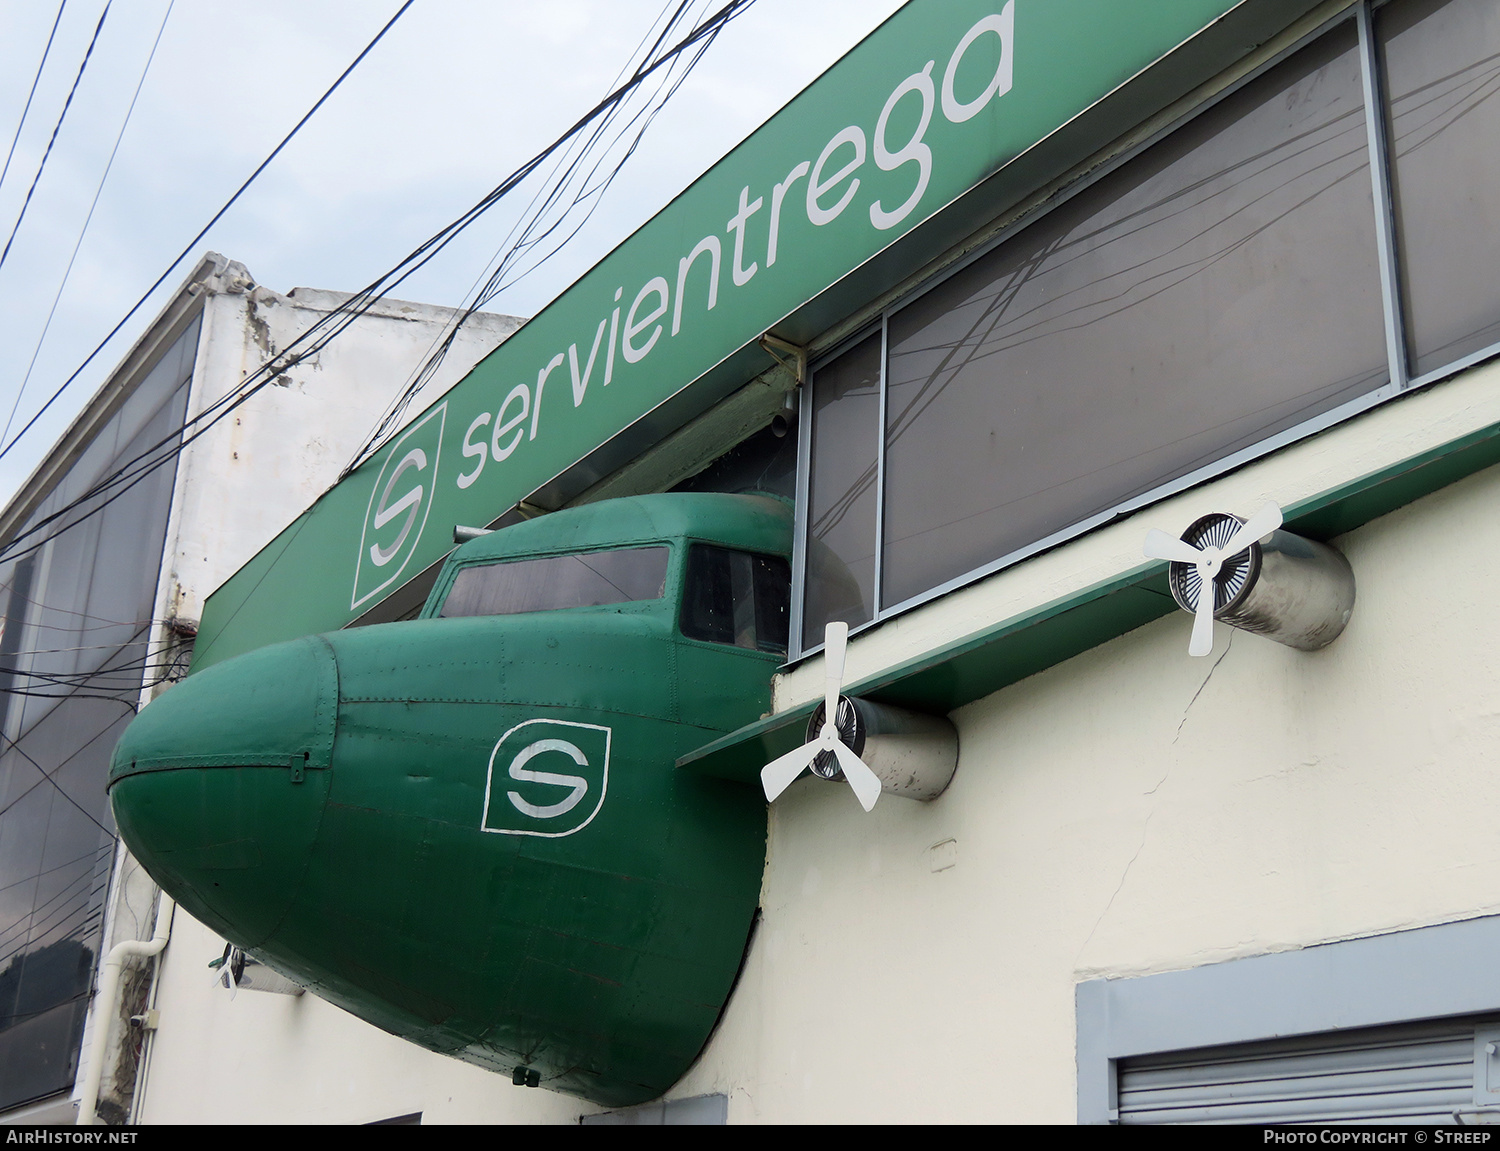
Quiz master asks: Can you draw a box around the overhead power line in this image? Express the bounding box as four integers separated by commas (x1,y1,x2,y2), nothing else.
0,1,112,280
340,0,695,465
0,842,112,901
2,0,177,446
0,0,415,469
343,0,744,474
0,722,115,835
0,0,756,577
0,1,70,199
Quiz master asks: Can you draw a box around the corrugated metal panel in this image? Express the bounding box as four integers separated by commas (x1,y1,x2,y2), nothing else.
1119,1019,1492,1124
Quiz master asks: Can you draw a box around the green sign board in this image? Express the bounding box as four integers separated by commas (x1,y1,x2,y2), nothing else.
195,0,1248,670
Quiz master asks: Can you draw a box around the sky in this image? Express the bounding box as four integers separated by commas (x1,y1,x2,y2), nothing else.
0,0,906,508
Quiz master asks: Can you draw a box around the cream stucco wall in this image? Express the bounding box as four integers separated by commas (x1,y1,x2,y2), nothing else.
131,363,1500,1124
135,914,585,1125
112,277,1500,1123
650,371,1500,1122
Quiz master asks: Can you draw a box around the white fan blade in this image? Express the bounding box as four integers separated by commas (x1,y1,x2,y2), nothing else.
1189,572,1216,657
1221,502,1283,559
823,621,849,731
761,743,819,802
830,740,882,813
1143,528,1205,565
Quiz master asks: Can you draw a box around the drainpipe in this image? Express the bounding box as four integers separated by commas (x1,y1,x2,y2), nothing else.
77,894,175,1126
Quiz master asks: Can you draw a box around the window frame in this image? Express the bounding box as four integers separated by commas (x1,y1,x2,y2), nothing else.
426,542,676,621
791,0,1497,660
1076,914,1500,1124
676,541,793,656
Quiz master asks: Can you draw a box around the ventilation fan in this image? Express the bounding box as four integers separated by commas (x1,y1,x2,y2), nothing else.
1143,502,1355,656
210,944,304,997
760,622,957,810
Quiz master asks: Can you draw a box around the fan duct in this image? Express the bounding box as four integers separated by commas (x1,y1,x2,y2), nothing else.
1166,513,1355,652
804,697,957,801
215,944,305,996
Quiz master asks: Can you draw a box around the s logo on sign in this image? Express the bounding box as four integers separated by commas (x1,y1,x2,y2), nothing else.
481,719,611,838
351,403,446,612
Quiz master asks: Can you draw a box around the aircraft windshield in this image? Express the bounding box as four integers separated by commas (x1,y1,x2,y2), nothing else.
679,545,790,655
439,546,669,618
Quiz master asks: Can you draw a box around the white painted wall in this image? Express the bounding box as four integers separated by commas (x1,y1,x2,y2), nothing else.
136,914,585,1124
160,258,522,628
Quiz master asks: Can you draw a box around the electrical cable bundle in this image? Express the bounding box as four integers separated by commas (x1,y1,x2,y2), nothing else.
0,0,756,581
343,0,751,475
0,1,756,985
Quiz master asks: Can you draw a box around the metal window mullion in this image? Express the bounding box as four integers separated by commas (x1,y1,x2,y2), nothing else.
872,315,889,621
1357,0,1410,391
789,359,815,662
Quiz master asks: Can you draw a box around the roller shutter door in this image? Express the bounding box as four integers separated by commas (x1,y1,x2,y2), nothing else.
1118,1017,1500,1124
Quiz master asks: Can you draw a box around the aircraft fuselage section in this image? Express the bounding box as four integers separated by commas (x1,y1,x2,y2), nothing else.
110,493,792,1107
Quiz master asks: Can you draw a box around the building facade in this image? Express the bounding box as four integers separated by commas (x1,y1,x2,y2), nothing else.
58,0,1500,1124
0,254,519,1124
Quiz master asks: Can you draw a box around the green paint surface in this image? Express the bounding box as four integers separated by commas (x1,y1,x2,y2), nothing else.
194,0,1249,672
112,494,792,1106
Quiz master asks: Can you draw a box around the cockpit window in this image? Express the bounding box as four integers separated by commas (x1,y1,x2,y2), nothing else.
679,544,790,655
439,546,669,618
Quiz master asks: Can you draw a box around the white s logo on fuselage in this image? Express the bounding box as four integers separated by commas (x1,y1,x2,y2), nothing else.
506,738,590,819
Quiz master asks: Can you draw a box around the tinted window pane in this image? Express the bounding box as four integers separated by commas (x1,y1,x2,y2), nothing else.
1380,0,1500,375
440,547,669,618
681,545,790,655
879,26,1385,609
672,424,798,500
0,315,195,1109
753,553,791,655
804,332,881,650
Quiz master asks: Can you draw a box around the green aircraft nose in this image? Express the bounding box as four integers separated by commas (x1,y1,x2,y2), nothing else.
109,635,338,948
